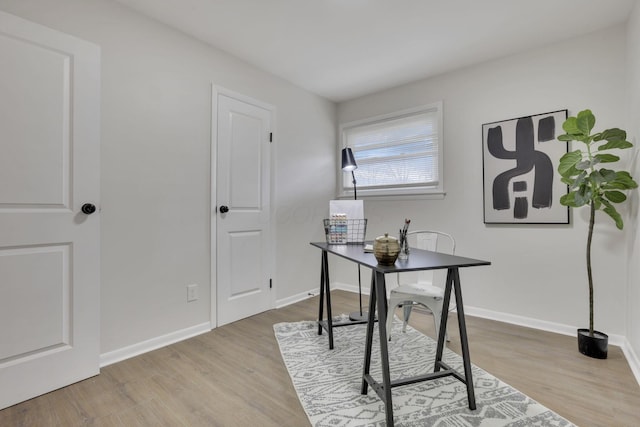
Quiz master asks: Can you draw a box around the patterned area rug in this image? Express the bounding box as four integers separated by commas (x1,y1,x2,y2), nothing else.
274,318,575,427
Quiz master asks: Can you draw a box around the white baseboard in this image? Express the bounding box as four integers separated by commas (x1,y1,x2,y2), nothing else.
333,281,370,295
331,284,640,386
459,306,640,387
101,290,321,368
622,339,640,387
463,305,627,345
276,288,319,308
100,322,211,367
462,306,579,338
275,281,370,308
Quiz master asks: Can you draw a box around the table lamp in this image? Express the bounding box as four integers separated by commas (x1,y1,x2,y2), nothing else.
342,147,358,199
342,148,367,322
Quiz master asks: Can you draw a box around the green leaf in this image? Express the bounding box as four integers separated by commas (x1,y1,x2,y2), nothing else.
559,133,591,143
613,171,639,189
569,171,587,190
603,182,630,190
599,139,634,150
600,181,629,190
576,160,593,170
560,192,578,207
576,110,595,135
602,171,638,189
591,169,617,185
574,186,591,206
558,150,583,176
604,190,626,203
595,128,626,142
587,169,614,186
594,153,620,163
590,169,608,184
561,191,591,207
578,135,593,143
601,200,624,229
562,117,581,135
593,198,602,210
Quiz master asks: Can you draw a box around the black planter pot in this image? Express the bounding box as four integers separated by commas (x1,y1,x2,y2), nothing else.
577,328,608,359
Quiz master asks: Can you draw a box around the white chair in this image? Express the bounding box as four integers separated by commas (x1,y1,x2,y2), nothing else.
386,230,456,342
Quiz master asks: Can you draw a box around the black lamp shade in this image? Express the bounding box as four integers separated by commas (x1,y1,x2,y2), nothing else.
341,148,357,171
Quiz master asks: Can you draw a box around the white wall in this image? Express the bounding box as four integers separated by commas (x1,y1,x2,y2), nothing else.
0,0,336,354
337,27,630,336
626,1,640,364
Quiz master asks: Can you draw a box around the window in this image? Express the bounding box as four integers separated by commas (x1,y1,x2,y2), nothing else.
339,102,443,198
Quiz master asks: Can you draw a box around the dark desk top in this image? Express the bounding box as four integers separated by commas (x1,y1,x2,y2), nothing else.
310,241,491,273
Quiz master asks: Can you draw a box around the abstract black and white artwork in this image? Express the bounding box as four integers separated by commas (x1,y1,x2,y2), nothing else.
482,110,569,224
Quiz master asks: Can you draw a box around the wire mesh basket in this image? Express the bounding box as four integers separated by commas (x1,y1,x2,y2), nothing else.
323,218,367,245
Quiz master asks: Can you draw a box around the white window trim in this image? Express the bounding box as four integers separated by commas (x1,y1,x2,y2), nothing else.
337,102,444,199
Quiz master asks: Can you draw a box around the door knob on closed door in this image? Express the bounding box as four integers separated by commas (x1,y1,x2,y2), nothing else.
81,203,96,215
219,205,229,213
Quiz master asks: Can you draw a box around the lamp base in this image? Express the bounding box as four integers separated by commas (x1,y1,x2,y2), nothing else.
349,311,370,322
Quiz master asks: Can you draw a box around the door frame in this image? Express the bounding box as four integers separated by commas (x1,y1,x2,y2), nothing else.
210,85,276,328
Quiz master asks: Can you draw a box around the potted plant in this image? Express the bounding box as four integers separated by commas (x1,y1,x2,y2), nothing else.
557,109,638,359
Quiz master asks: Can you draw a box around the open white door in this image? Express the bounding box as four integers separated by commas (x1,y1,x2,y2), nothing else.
0,11,100,409
214,89,273,326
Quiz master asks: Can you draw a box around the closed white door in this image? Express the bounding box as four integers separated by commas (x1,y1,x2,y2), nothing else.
0,11,100,409
214,90,272,326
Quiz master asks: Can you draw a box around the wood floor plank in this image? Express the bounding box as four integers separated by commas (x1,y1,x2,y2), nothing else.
1,290,639,426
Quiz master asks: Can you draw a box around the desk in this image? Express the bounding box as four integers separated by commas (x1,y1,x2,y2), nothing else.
310,242,490,427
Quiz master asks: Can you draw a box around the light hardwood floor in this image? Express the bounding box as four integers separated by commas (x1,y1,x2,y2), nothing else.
2,290,640,426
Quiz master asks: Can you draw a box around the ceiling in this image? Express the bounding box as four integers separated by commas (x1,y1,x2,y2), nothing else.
114,0,637,102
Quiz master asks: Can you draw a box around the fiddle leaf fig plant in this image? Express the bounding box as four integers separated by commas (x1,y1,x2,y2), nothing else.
557,109,638,336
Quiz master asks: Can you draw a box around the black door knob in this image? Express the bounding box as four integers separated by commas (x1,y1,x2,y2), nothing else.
219,205,229,213
81,203,96,215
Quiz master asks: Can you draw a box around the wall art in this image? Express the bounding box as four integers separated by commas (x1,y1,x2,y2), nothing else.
482,110,569,224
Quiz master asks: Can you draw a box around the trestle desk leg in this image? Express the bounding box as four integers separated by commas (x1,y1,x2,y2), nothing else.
453,267,476,410
434,268,454,371
322,251,335,349
317,251,325,336
374,271,394,426
361,274,376,394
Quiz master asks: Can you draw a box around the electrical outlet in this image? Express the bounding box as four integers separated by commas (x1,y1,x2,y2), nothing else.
187,284,199,302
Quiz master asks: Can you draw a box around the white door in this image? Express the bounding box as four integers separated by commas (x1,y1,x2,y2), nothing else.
214,90,273,326
0,11,100,409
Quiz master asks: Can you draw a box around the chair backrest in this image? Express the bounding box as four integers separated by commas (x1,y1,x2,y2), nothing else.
398,230,456,286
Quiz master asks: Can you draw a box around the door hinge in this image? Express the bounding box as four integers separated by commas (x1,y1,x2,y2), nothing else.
269,278,273,289
269,132,273,143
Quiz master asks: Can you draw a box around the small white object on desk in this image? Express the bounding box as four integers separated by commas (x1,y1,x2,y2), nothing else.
364,244,373,252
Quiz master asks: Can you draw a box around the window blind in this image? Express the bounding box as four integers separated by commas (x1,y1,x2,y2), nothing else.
343,108,440,191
